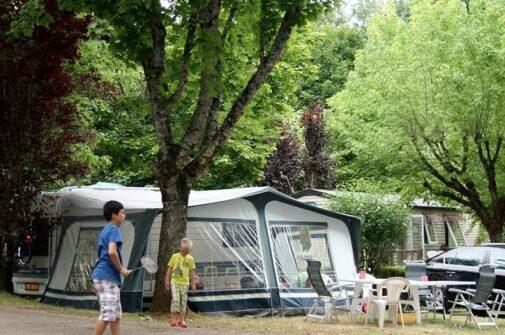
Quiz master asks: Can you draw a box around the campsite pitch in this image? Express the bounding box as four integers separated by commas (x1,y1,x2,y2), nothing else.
1,292,505,335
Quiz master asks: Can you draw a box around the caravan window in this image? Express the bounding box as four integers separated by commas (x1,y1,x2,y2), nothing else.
270,223,334,288
67,228,100,291
186,219,266,291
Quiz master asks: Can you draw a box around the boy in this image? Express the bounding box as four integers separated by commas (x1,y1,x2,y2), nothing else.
165,238,196,328
91,200,131,335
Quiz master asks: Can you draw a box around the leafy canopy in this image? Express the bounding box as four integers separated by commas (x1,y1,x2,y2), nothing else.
329,0,505,239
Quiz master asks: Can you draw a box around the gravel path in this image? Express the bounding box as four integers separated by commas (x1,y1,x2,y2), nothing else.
0,306,237,335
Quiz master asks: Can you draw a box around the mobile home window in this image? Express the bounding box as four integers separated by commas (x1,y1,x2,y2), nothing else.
423,218,437,244
445,219,466,248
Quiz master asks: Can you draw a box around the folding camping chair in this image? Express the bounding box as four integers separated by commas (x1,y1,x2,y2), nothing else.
304,259,354,323
447,265,498,329
403,260,445,319
490,288,505,321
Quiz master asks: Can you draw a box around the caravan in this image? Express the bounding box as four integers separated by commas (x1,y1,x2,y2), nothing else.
14,184,361,315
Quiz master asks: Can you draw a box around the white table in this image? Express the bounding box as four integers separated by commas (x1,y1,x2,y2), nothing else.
339,278,475,324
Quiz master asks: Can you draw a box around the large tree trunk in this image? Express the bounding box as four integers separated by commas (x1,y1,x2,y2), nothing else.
150,174,191,313
485,217,505,243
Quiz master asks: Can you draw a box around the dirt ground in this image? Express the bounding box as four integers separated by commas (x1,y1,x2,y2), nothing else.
0,305,242,335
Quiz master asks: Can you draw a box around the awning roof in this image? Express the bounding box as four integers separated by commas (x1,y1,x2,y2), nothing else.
50,185,285,209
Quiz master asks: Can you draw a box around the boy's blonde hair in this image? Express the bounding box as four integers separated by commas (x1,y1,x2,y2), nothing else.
180,237,193,248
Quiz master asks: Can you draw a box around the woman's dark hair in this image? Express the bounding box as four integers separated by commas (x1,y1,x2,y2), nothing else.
103,200,124,221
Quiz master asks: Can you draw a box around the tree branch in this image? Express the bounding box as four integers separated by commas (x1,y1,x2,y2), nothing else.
408,101,464,176
407,95,478,203
164,11,198,108
474,133,500,211
412,135,490,224
423,180,471,207
187,3,304,178
202,2,239,145
410,136,475,200
461,134,468,173
176,0,222,168
141,18,172,163
221,2,237,41
492,137,503,163
259,0,267,61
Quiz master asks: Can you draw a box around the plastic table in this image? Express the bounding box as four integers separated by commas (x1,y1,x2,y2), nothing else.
339,278,475,324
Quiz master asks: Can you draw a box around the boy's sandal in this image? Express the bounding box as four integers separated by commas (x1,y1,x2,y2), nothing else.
170,321,177,327
179,322,188,328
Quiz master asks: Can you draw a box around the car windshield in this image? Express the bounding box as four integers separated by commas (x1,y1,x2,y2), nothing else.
430,248,486,266
446,248,486,266
490,248,505,269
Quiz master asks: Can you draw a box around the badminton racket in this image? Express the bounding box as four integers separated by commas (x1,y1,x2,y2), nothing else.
131,256,158,274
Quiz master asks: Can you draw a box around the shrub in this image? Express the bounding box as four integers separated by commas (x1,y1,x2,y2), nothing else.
375,265,406,278
328,192,409,273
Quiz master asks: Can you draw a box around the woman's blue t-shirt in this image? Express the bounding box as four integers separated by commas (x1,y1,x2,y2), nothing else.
91,223,123,286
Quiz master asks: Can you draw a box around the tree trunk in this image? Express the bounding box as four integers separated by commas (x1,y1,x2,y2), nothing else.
150,174,191,313
0,236,15,292
486,217,505,243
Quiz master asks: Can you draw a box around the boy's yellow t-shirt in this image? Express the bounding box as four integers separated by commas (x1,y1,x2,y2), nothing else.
168,252,195,285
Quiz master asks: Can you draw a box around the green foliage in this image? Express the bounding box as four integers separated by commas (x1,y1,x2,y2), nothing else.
8,0,54,37
72,33,298,188
350,0,411,29
328,192,409,272
70,39,156,186
62,3,364,190
291,23,365,109
328,0,505,236
70,16,361,189
375,265,406,278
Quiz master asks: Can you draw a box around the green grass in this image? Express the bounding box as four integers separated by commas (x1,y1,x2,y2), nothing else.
186,312,505,335
2,291,505,334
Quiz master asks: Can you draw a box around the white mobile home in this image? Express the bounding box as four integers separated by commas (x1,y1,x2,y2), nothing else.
293,189,480,263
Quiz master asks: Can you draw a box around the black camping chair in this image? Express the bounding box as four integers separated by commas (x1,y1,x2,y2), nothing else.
447,265,498,329
403,260,445,319
304,259,353,323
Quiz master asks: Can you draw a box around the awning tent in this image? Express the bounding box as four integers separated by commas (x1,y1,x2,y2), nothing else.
41,185,360,315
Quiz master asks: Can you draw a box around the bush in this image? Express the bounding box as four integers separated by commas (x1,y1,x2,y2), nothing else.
375,265,406,278
328,192,409,273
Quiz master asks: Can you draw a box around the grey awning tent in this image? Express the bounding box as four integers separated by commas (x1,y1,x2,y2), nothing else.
41,185,360,315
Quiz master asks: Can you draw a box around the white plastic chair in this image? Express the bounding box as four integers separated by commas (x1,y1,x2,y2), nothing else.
351,272,376,316
366,277,410,328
